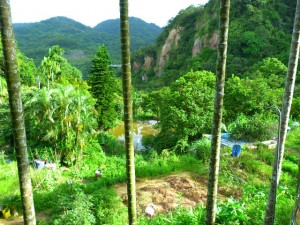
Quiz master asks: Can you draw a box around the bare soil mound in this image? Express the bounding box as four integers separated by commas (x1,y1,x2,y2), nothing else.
114,171,211,215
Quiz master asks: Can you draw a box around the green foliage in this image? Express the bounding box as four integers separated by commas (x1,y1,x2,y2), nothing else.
0,39,37,86
291,97,300,120
224,75,283,123
241,187,268,225
0,138,298,225
190,48,217,73
90,188,127,225
0,76,11,145
188,138,211,163
97,132,125,155
14,17,161,76
216,198,249,224
52,185,96,225
228,113,277,142
0,162,19,199
282,160,298,176
39,45,83,88
284,154,298,164
131,0,295,90
154,71,215,151
138,204,206,225
88,45,122,130
284,126,300,153
24,84,97,165
243,57,287,88
31,169,62,191
17,51,38,86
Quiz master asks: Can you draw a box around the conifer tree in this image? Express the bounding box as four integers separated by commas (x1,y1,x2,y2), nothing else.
88,45,119,130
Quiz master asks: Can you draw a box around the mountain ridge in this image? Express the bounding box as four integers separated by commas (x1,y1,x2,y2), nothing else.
13,16,162,75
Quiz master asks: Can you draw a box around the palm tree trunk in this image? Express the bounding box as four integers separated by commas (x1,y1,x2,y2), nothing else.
206,0,230,224
119,0,137,224
0,1,36,225
265,0,300,224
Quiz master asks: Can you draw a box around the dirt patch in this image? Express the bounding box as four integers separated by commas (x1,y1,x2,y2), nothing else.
114,172,212,215
0,211,49,225
0,216,23,225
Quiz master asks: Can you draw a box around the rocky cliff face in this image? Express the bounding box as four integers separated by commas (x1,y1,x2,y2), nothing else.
192,32,219,57
157,27,183,76
132,0,297,90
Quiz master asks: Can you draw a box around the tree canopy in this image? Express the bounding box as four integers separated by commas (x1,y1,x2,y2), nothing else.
88,45,122,130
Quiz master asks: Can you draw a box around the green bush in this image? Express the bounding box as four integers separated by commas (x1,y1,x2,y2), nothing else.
98,132,124,155
229,113,277,142
188,138,211,163
282,160,298,176
91,187,127,225
242,187,268,225
216,198,249,224
52,185,96,225
284,154,298,164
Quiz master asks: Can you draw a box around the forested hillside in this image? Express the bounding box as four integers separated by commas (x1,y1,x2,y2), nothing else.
1,0,300,224
14,16,162,76
132,0,299,96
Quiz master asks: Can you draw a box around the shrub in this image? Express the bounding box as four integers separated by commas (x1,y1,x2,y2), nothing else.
282,160,298,176
188,138,211,163
242,187,268,225
52,185,96,225
229,113,277,142
91,187,127,225
98,132,124,155
216,198,249,224
284,154,298,164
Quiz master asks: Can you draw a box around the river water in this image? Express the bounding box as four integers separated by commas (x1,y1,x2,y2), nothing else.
109,120,159,150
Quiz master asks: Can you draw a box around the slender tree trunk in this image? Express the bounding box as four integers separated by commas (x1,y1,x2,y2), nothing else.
119,1,137,224
0,1,36,225
206,0,230,224
264,0,300,224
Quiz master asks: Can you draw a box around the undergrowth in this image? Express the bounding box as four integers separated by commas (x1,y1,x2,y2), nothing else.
0,128,298,224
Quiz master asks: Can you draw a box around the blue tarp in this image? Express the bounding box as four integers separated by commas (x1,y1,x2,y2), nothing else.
204,133,246,147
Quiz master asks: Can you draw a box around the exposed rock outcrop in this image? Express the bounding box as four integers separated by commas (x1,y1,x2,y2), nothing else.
192,37,201,57
143,56,153,69
202,32,219,51
157,27,183,76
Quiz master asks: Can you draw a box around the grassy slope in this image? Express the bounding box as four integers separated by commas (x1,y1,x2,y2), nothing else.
0,128,298,224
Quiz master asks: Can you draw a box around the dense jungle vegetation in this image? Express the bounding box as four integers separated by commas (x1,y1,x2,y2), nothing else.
0,0,300,224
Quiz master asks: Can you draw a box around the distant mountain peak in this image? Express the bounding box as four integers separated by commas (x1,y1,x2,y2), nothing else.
13,16,162,76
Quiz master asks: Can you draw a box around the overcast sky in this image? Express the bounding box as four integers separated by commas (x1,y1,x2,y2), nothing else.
10,0,209,28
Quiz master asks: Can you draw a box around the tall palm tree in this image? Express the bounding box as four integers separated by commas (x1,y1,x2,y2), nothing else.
206,0,230,224
119,0,137,224
0,1,36,224
264,0,300,224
